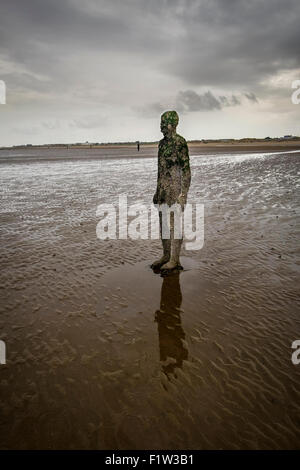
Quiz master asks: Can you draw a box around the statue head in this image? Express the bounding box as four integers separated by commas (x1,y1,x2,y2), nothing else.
160,110,179,137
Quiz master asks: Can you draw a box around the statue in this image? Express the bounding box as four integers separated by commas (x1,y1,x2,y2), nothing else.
152,111,191,271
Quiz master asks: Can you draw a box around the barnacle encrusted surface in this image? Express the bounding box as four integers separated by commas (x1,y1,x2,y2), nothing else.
155,111,191,206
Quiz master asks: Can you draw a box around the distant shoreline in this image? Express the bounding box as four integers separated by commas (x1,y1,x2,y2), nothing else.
0,140,300,164
1,139,300,152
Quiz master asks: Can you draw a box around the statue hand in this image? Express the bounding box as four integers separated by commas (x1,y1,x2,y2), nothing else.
176,193,187,207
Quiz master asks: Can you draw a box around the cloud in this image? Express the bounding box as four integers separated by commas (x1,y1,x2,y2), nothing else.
176,90,245,112
70,115,108,129
176,90,222,111
138,89,256,116
160,0,300,88
12,124,41,135
133,102,167,118
0,0,299,144
42,120,61,130
2,0,299,95
244,92,258,103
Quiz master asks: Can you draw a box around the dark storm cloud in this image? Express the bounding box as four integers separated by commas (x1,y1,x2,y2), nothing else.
0,1,168,74
220,95,241,107
176,90,222,111
0,0,173,103
2,0,299,92
159,0,300,87
244,92,258,103
176,90,244,112
0,0,299,145
1,0,299,95
137,89,255,117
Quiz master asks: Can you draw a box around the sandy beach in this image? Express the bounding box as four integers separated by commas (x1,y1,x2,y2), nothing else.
1,140,300,163
0,146,299,449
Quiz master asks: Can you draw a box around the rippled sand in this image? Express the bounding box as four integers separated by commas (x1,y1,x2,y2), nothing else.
0,149,299,449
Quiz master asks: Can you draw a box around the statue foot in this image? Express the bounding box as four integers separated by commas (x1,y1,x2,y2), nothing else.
160,260,183,271
151,255,170,270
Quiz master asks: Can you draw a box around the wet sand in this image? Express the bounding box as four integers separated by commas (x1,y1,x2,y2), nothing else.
0,148,299,449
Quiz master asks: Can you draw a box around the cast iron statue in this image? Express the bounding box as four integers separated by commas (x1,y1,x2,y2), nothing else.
152,111,191,272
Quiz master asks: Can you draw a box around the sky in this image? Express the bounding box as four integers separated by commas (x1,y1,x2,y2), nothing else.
0,0,300,146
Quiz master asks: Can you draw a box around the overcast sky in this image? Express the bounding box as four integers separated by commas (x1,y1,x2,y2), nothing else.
0,0,300,145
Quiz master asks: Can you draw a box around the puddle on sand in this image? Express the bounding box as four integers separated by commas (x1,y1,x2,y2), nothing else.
95,257,200,378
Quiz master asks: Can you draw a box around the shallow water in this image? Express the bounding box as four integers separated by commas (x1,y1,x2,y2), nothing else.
0,149,299,449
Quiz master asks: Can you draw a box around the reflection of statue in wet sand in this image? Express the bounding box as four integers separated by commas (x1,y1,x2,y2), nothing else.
152,111,191,272
155,273,188,377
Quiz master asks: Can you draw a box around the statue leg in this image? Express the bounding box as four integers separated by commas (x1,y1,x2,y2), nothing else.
170,238,183,267
151,211,171,269
161,210,183,271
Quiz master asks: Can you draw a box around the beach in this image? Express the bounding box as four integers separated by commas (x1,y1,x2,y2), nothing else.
0,146,299,449
1,140,300,163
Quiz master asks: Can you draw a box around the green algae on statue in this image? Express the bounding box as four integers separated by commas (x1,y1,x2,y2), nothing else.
152,111,191,272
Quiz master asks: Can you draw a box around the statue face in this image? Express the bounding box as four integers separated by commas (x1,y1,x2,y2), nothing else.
160,120,172,136
160,111,179,136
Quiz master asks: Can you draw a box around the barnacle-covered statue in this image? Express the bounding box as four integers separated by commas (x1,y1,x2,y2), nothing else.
152,111,191,272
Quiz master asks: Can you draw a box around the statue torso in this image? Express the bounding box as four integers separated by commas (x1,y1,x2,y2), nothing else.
157,134,186,205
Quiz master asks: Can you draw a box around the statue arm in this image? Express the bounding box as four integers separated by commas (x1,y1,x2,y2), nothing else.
153,144,162,204
179,141,191,199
